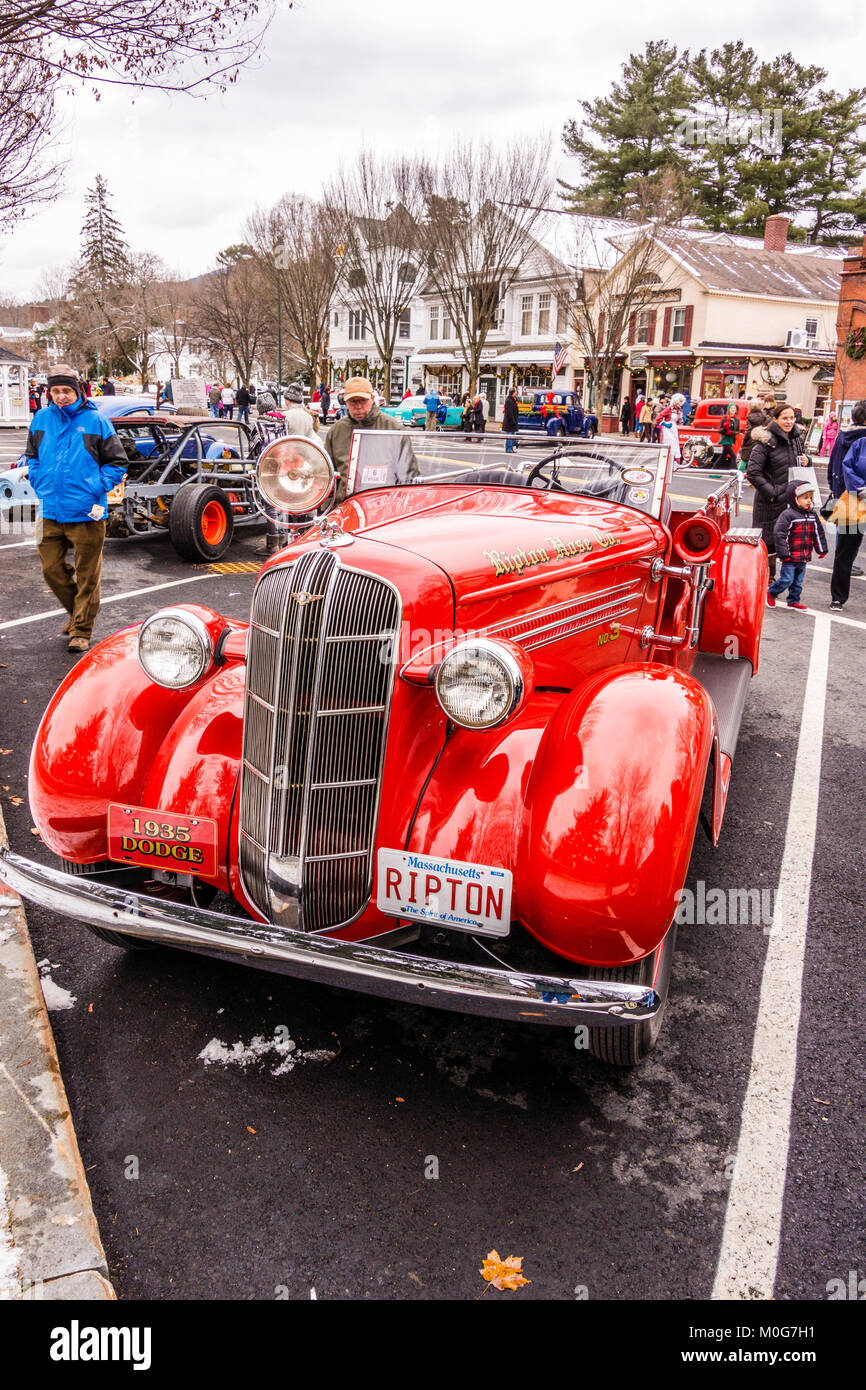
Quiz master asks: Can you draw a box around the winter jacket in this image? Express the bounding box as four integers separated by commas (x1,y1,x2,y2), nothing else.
325,403,404,499
208,385,221,406
236,387,251,408
773,483,827,563
819,419,838,457
826,425,866,498
840,433,866,494
221,387,235,406
747,421,805,502
424,391,440,413
502,394,519,433
25,397,127,524
718,415,739,447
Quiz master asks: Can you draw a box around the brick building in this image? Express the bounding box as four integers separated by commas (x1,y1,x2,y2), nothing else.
832,233,866,415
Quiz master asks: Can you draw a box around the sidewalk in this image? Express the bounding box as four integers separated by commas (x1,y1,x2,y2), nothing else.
0,804,114,1300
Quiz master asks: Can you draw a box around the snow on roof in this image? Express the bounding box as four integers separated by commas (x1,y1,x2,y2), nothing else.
659,232,841,301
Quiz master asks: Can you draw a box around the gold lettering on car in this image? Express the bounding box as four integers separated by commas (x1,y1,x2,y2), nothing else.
597,621,621,647
483,531,607,578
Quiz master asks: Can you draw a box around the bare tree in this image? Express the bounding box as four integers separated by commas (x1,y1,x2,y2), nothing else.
554,174,690,415
247,195,342,384
324,153,420,394
0,2,276,228
0,1,276,94
0,50,65,231
192,245,275,387
410,138,554,393
149,275,195,378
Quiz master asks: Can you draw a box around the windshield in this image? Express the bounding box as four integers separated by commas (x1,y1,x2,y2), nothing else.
346,431,672,519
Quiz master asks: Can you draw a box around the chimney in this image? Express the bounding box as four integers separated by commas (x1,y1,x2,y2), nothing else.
764,215,790,253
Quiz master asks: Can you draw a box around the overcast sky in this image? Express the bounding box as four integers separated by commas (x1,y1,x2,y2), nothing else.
1,0,863,301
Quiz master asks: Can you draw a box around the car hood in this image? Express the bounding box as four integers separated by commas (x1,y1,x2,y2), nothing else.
337,484,663,613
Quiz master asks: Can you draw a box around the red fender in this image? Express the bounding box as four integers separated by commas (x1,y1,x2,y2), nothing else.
516,663,715,966
29,606,235,866
406,692,567,905
699,539,768,671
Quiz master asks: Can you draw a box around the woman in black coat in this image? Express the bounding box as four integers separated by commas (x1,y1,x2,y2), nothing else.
619,397,632,435
746,403,808,579
502,388,520,452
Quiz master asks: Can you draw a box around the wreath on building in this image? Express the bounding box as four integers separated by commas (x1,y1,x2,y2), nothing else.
845,327,866,360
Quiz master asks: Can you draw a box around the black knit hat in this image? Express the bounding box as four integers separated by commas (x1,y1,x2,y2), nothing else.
47,364,81,392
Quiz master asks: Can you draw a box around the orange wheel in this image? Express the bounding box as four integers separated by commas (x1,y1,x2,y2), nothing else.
201,499,228,546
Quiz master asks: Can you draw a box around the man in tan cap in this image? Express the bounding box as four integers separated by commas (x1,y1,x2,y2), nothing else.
325,377,403,500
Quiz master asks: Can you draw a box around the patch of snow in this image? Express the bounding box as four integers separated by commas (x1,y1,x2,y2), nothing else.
36,961,76,1012
0,1162,21,1299
198,1033,335,1077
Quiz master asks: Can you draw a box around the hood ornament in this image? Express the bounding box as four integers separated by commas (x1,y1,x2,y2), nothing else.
290,591,323,606
318,512,353,548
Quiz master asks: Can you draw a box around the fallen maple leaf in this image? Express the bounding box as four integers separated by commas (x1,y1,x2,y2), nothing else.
9,796,23,806
480,1250,530,1291
30,827,41,837
246,1126,257,1134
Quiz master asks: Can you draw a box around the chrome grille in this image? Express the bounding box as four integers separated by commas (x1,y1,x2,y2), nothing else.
238,551,400,931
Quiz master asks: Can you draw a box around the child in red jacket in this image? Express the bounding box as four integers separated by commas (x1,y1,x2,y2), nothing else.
767,482,827,610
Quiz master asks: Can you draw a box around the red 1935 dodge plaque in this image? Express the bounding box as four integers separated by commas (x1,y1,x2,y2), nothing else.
107,803,218,877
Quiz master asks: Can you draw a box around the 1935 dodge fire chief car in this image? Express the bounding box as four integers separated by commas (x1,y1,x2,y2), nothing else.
0,429,768,1065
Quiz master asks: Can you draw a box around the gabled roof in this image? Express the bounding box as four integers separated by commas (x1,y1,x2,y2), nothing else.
655,232,841,302
0,345,31,365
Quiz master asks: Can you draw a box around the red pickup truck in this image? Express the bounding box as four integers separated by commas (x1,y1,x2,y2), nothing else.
679,398,750,466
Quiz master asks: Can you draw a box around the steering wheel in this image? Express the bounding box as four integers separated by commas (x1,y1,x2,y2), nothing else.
525,451,626,498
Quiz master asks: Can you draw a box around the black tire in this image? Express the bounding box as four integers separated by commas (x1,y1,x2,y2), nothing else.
82,924,157,951
168,484,234,561
584,924,677,1066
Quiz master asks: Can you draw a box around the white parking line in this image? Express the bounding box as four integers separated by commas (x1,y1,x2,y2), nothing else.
712,612,831,1300
0,541,36,551
0,574,219,631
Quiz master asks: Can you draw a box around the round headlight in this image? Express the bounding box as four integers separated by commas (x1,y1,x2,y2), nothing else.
257,435,334,513
434,639,532,730
137,608,212,689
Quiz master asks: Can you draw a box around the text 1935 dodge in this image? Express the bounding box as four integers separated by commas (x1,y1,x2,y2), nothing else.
0,428,767,1064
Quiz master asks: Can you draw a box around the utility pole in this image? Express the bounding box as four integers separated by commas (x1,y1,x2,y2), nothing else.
277,270,282,393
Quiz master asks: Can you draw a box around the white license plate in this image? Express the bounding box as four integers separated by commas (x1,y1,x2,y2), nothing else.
376,848,512,938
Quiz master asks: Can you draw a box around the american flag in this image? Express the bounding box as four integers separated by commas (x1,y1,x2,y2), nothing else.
552,341,568,377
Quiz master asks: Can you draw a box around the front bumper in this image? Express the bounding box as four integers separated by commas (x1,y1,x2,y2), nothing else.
0,849,658,1029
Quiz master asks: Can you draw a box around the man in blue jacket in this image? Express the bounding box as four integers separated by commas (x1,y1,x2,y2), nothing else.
25,364,127,653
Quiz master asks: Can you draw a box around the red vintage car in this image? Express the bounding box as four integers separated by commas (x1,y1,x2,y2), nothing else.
679,397,750,465
0,430,767,1065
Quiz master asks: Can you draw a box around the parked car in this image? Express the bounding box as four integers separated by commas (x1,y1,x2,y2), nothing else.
100,414,267,560
94,396,177,419
0,432,766,1066
678,398,750,465
381,395,465,429
517,391,585,435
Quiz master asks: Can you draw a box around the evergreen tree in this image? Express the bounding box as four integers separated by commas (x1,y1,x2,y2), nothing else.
686,42,763,232
733,53,827,238
802,87,866,244
561,41,692,213
78,175,130,292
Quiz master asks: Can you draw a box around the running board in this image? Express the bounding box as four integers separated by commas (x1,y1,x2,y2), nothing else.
689,652,753,760
689,653,753,843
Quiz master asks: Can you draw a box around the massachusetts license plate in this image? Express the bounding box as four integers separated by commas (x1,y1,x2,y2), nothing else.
376,848,512,938
107,803,218,877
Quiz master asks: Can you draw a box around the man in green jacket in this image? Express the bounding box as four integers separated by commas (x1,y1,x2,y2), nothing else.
325,377,403,501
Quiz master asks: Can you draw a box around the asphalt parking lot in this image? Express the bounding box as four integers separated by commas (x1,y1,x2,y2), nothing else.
0,427,864,1301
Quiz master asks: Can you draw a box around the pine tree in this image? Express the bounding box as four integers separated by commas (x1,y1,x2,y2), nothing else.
733,53,828,238
78,175,130,292
560,42,692,213
686,42,763,232
802,88,866,244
